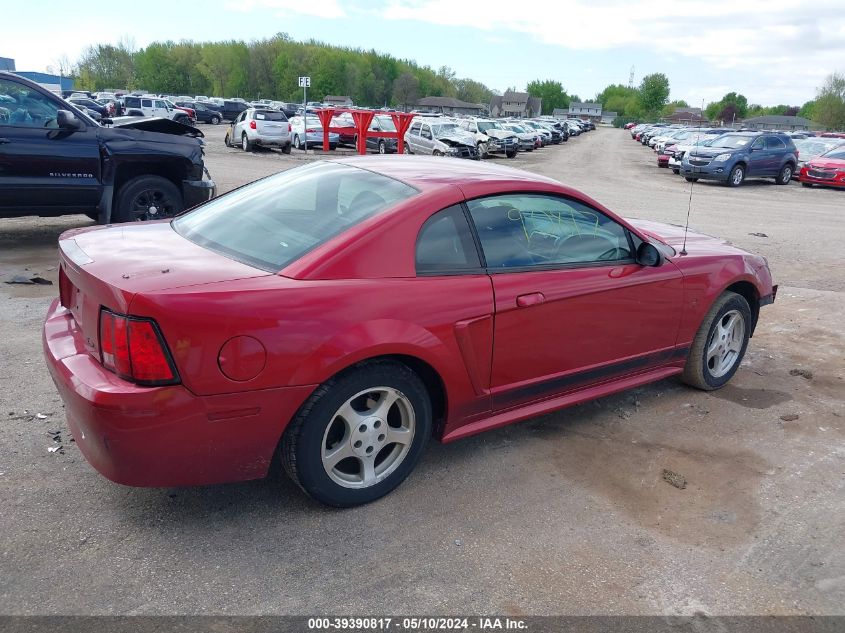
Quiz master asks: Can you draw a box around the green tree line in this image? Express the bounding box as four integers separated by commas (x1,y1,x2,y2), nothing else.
72,34,495,107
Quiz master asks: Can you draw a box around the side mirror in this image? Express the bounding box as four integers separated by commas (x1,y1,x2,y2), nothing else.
57,109,85,131
636,242,664,267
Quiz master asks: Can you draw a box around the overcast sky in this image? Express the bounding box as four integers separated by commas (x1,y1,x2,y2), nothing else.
6,0,844,106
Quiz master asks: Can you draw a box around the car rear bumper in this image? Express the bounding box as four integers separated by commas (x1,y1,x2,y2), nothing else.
43,299,315,487
250,133,291,147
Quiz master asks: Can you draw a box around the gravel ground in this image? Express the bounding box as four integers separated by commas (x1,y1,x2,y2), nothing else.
0,126,843,615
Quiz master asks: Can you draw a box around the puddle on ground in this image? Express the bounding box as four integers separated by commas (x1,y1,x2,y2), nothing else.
549,430,770,546
709,384,792,409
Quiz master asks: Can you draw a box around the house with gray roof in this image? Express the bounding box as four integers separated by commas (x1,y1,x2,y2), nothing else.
415,96,485,116
489,91,542,118
568,102,603,122
742,115,812,131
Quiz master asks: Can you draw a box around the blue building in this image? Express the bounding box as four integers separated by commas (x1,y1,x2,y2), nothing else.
15,71,74,92
0,56,16,71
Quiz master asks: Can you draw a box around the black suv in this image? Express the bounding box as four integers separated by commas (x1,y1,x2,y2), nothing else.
0,72,215,222
682,131,798,186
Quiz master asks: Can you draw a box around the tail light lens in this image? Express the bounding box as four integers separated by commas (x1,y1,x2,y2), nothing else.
99,310,179,386
249,120,257,129
58,265,73,309
288,123,292,132
306,128,316,133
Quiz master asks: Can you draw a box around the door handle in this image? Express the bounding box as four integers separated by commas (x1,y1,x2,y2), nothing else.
0,138,10,144
516,292,545,307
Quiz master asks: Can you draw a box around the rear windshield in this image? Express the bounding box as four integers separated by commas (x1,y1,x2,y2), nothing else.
255,110,286,121
173,162,418,272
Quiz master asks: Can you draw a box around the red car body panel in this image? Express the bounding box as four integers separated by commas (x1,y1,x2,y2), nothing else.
43,157,775,487
799,157,845,187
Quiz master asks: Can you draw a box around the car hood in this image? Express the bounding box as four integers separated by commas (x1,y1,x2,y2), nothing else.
107,116,204,138
628,218,734,253
435,133,475,147
483,129,516,140
807,158,845,169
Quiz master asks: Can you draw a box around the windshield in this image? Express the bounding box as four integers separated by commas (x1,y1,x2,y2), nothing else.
173,163,418,272
432,123,459,135
374,116,396,131
709,135,755,149
821,148,845,160
477,121,500,132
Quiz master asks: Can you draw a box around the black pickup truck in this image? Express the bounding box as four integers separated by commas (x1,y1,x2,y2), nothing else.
0,72,215,223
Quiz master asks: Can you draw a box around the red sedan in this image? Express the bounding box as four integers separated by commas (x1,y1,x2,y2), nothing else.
799,146,845,188
43,158,776,506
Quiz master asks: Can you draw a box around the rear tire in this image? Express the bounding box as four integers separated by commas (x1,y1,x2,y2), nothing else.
378,140,386,154
506,150,517,158
681,292,751,391
241,133,252,152
281,361,431,507
294,135,302,150
282,142,292,154
210,115,220,125
114,175,183,223
776,163,794,185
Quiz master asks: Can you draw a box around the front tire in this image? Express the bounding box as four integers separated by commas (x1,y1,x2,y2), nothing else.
114,175,183,223
681,292,751,391
684,176,698,182
294,135,302,150
281,361,432,507
378,140,386,154
727,164,745,187
477,142,489,158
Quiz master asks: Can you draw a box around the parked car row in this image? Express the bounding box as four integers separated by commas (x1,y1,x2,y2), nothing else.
628,122,845,189
219,108,596,158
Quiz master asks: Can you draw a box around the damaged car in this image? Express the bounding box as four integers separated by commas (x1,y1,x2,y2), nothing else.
0,72,215,223
405,120,479,159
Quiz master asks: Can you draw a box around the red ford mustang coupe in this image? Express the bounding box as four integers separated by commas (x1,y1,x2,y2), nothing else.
43,157,776,506
799,146,845,188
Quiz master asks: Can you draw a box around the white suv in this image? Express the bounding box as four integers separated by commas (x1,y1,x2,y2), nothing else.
459,118,518,158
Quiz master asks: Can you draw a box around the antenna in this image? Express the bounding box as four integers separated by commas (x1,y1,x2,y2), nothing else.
628,65,635,89
680,99,705,256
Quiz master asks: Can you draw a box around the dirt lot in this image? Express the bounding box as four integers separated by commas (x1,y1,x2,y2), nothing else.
1,126,843,615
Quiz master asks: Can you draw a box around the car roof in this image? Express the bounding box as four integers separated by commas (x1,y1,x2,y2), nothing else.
334,155,561,193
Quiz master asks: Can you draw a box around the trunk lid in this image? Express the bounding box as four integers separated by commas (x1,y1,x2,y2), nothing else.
58,221,270,359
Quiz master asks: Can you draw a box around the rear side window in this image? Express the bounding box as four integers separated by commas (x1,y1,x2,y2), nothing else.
766,136,786,150
173,162,418,272
416,206,481,275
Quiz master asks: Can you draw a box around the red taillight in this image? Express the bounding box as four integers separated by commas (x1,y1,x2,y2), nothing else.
99,310,178,385
58,266,73,308
288,123,292,132
306,128,316,133
249,120,257,129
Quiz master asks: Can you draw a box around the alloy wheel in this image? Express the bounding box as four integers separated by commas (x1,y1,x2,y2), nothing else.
705,310,745,378
128,188,180,221
320,387,416,489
